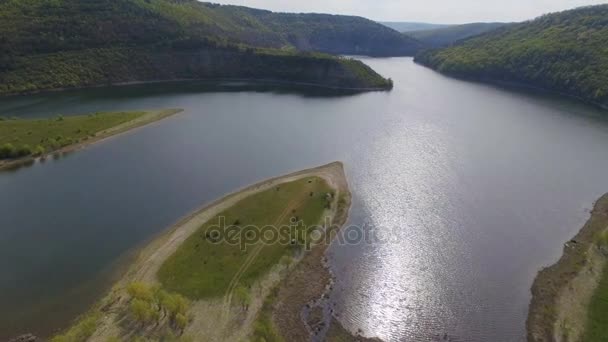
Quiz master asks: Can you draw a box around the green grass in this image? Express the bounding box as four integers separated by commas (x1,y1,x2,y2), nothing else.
583,230,608,341
583,259,608,341
158,177,332,299
49,312,101,342
0,111,145,159
251,286,284,342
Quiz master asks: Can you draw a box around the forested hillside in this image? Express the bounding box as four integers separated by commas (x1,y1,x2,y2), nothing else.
236,10,422,57
380,21,450,32
415,5,608,108
0,0,397,95
408,22,508,47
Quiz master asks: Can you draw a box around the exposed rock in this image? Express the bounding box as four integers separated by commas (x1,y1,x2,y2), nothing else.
8,334,38,342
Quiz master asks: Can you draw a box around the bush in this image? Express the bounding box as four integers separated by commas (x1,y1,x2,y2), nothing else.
162,293,189,319
16,144,32,157
50,313,99,342
175,313,188,330
598,230,608,247
0,143,16,159
33,145,46,156
130,298,154,324
127,282,154,302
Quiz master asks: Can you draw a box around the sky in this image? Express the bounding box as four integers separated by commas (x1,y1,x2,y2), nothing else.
209,0,607,24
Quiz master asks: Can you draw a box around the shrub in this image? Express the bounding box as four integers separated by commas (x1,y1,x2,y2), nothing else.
0,143,16,159
127,282,154,302
175,313,188,330
33,145,46,156
49,313,99,342
16,144,32,157
598,230,608,247
130,298,153,324
162,293,189,319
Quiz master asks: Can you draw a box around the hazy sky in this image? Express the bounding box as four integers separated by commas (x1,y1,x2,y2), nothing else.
211,0,606,24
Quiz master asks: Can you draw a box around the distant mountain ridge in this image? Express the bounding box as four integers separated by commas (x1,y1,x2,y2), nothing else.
408,22,509,47
380,21,450,32
415,5,608,108
0,0,405,95
208,6,424,56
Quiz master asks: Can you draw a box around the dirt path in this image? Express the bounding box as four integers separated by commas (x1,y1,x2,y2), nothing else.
220,195,309,321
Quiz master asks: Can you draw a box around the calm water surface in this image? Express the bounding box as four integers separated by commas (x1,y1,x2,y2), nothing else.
2,58,608,341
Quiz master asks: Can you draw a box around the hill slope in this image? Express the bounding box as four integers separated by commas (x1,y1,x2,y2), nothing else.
408,22,508,47
380,21,450,32
0,0,395,96
415,5,608,108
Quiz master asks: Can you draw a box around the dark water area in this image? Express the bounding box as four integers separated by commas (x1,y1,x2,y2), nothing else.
1,58,608,341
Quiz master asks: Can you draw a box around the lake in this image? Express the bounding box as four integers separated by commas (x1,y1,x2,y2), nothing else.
2,57,608,341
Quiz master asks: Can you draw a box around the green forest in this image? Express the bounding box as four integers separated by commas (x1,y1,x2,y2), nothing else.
0,0,402,95
408,22,508,47
415,5,608,108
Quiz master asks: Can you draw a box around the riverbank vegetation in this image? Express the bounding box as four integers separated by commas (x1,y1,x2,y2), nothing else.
415,5,608,108
0,109,182,169
0,111,143,159
0,0,398,96
582,230,608,341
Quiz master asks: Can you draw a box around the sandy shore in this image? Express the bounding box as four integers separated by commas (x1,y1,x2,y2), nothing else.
527,193,608,342
71,162,360,341
0,108,183,172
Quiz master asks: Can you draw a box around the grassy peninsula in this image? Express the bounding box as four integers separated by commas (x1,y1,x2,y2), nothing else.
50,162,369,342
0,0,397,96
0,109,182,171
528,194,608,342
415,5,608,108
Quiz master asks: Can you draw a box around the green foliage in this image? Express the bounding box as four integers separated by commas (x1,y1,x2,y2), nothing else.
130,298,155,324
0,143,16,159
409,22,508,47
161,292,189,319
234,285,251,307
125,282,190,330
0,0,397,95
158,177,332,299
0,111,144,160
49,312,100,342
251,288,284,342
583,261,608,341
127,282,155,302
415,5,608,107
174,313,188,330
597,230,608,247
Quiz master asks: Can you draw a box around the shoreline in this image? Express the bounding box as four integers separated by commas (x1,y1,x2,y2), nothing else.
48,162,363,341
0,108,183,172
413,59,608,111
0,77,391,99
527,193,608,341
